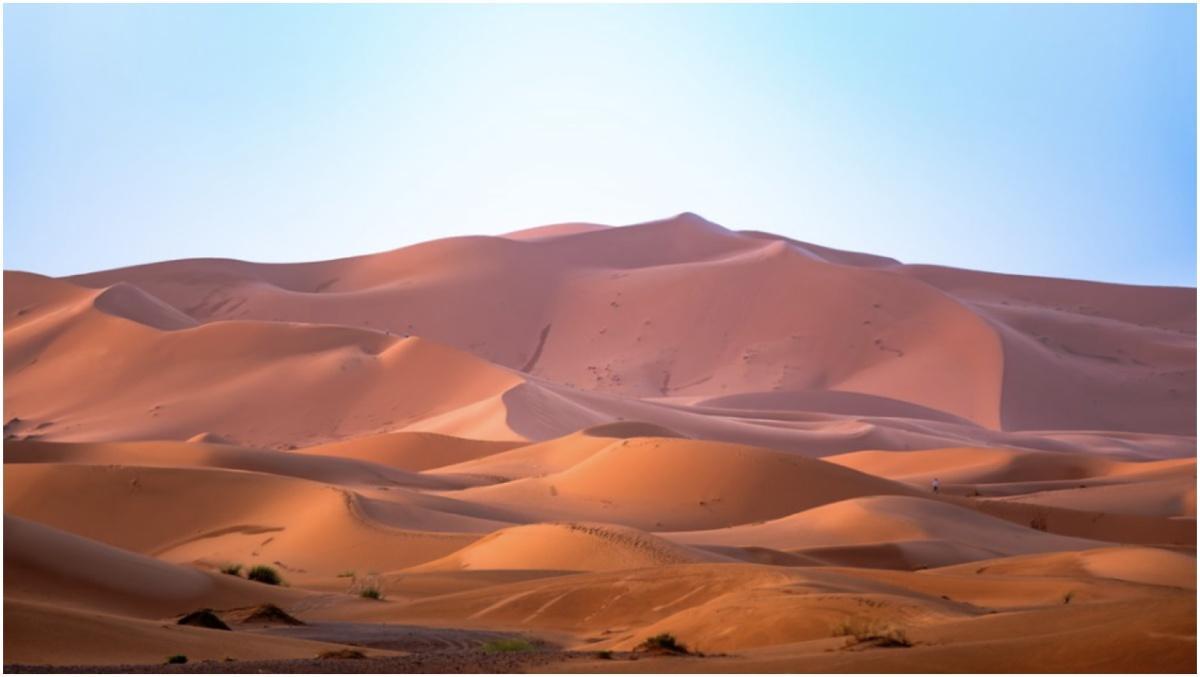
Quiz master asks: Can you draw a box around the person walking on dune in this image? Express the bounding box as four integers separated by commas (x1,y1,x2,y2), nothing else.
932,477,940,494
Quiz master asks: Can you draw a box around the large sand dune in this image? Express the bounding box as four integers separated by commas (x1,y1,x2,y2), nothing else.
10,214,1184,443
3,215,1194,671
444,437,917,530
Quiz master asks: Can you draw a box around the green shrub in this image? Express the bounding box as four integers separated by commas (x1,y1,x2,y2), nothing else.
247,565,282,585
166,655,188,665
359,586,383,600
336,570,356,578
219,563,242,577
482,638,536,653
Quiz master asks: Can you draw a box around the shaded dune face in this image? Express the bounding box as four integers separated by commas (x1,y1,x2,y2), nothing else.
3,214,1195,671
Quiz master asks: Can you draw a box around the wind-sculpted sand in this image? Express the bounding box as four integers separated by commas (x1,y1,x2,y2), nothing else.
4,215,1194,672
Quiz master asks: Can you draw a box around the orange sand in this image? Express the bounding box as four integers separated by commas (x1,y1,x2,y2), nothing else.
4,215,1194,671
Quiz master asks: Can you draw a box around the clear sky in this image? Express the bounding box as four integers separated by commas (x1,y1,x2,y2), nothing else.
5,3,1196,286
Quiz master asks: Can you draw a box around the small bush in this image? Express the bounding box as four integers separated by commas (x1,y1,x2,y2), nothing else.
833,620,912,648
595,650,614,660
636,633,689,654
219,563,243,577
247,565,282,585
166,655,188,665
482,638,536,653
359,586,383,600
1064,591,1075,605
336,570,356,578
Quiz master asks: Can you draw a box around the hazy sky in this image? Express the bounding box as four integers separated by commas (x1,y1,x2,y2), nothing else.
6,4,1196,285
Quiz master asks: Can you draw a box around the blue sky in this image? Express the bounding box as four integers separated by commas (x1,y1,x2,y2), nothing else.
5,3,1195,285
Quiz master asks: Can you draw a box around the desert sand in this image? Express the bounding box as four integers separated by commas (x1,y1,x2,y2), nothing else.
3,214,1195,672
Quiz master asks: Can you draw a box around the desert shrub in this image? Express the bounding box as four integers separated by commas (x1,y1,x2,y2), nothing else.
1064,590,1075,604
337,570,356,578
482,638,536,653
833,620,912,648
240,603,304,626
1029,511,1049,531
317,648,366,660
165,655,188,665
636,633,689,654
247,564,282,585
349,573,384,599
176,609,230,631
595,650,614,660
833,621,854,636
219,563,243,577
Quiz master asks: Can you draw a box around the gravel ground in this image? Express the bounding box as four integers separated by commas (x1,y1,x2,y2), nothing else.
4,649,638,674
253,621,523,652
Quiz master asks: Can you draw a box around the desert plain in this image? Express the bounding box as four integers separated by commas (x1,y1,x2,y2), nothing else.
2,214,1196,672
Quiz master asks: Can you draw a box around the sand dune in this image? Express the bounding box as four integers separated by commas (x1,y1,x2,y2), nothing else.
5,275,524,447
957,495,1196,547
444,437,916,530
336,558,1190,656
294,431,521,472
4,215,1194,671
936,546,1196,590
4,464,480,577
592,597,1195,673
694,389,980,425
409,522,732,573
338,563,810,634
984,476,1197,518
496,377,1196,460
512,550,1194,656
502,222,611,240
826,446,1194,486
5,439,460,489
905,264,1195,435
48,214,1193,437
3,599,389,666
670,495,1101,561
5,515,308,618
428,424,681,481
